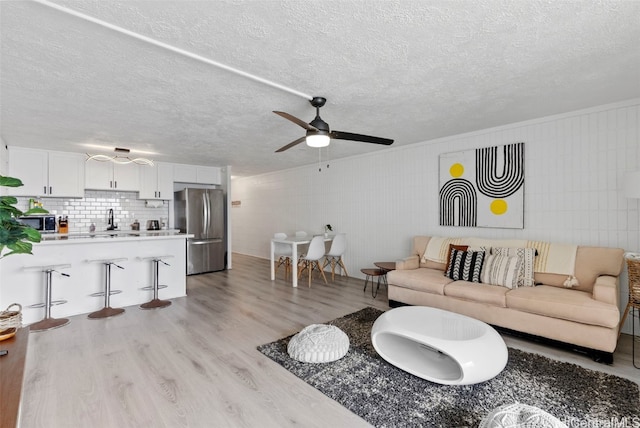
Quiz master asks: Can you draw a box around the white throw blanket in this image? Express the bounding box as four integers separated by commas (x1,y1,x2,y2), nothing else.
527,240,578,276
423,236,578,286
422,237,464,264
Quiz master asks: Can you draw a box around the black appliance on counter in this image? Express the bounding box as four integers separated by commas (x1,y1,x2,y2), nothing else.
146,220,160,230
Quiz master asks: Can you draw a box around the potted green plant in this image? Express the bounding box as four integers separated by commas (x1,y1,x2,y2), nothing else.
324,224,333,237
0,175,48,258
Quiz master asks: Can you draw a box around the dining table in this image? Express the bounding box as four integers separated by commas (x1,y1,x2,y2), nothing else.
270,234,334,287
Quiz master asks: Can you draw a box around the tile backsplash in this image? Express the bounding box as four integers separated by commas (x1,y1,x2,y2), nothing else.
18,190,170,233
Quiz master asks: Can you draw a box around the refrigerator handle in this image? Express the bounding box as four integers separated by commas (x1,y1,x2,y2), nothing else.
202,192,208,237
207,193,212,236
205,192,211,237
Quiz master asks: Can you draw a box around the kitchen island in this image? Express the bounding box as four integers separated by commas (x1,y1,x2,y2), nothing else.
0,230,192,325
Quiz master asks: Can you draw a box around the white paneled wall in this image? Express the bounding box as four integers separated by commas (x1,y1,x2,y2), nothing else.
232,99,640,334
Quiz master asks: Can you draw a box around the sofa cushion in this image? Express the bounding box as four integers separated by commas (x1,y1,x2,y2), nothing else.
444,281,508,307
387,268,453,295
481,254,522,289
493,247,536,287
445,249,485,283
505,285,619,328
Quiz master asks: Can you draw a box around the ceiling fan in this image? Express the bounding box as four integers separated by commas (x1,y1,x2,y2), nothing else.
273,97,394,152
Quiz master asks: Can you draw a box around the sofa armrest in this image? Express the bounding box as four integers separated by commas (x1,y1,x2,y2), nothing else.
396,255,420,270
592,275,619,306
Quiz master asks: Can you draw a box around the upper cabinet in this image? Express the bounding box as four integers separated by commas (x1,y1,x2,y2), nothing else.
8,147,85,198
139,162,174,200
85,160,140,191
173,164,221,185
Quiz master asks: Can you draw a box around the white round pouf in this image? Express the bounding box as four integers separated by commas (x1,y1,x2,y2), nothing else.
479,403,567,428
287,324,350,363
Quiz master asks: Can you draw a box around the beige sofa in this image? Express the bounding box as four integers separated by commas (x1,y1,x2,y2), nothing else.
387,236,625,363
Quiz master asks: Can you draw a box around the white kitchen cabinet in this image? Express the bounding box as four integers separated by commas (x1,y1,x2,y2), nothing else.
85,160,140,191
173,164,221,185
196,166,221,185
8,147,85,197
139,162,174,199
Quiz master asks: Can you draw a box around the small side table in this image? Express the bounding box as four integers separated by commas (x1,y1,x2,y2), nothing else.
374,262,396,274
361,268,387,298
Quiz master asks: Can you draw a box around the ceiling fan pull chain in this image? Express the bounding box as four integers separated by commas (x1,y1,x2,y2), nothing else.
318,148,322,172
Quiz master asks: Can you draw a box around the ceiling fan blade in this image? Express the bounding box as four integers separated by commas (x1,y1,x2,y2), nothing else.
273,111,318,131
275,136,306,153
330,130,394,146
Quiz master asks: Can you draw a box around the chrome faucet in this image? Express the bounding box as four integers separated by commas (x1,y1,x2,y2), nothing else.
106,209,117,230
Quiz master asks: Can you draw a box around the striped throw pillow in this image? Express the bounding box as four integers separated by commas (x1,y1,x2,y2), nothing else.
481,254,523,289
445,249,485,283
492,247,536,287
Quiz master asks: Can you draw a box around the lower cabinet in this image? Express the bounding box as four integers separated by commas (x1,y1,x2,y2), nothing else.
0,236,187,324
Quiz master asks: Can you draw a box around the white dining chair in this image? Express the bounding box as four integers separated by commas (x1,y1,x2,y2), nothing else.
273,233,293,279
322,233,349,281
297,235,328,287
295,230,309,254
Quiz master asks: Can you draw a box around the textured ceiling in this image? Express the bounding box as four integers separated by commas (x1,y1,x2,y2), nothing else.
1,0,639,177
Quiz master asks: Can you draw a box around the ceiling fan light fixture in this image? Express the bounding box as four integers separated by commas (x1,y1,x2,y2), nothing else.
306,133,330,148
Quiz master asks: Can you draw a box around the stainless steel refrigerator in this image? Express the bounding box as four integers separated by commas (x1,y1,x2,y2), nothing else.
174,188,226,274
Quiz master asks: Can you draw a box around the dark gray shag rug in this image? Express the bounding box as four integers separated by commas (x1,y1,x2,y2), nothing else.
257,307,640,428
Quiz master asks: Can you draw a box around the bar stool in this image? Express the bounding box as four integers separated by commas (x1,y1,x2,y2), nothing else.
138,255,173,309
87,258,127,319
25,264,71,331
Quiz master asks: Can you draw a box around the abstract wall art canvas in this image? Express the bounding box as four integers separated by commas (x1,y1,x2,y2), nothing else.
439,142,524,229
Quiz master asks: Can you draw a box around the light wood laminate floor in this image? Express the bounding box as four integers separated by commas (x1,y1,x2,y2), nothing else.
20,254,639,427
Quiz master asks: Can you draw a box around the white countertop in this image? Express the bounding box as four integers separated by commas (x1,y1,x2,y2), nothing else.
38,229,193,244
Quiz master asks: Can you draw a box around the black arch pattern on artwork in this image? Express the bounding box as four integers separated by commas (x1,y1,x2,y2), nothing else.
475,142,524,198
439,178,477,227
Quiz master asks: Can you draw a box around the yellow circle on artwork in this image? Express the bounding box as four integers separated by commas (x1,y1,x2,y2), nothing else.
491,199,508,215
449,163,464,178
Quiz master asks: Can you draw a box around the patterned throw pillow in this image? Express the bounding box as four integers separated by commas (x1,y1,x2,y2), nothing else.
445,249,485,283
492,247,536,287
481,254,523,289
444,244,469,273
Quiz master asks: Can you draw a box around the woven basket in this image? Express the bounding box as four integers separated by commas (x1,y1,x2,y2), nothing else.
0,303,22,330
628,258,640,308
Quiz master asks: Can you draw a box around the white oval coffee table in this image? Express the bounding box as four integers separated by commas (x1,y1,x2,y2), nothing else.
371,306,508,385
